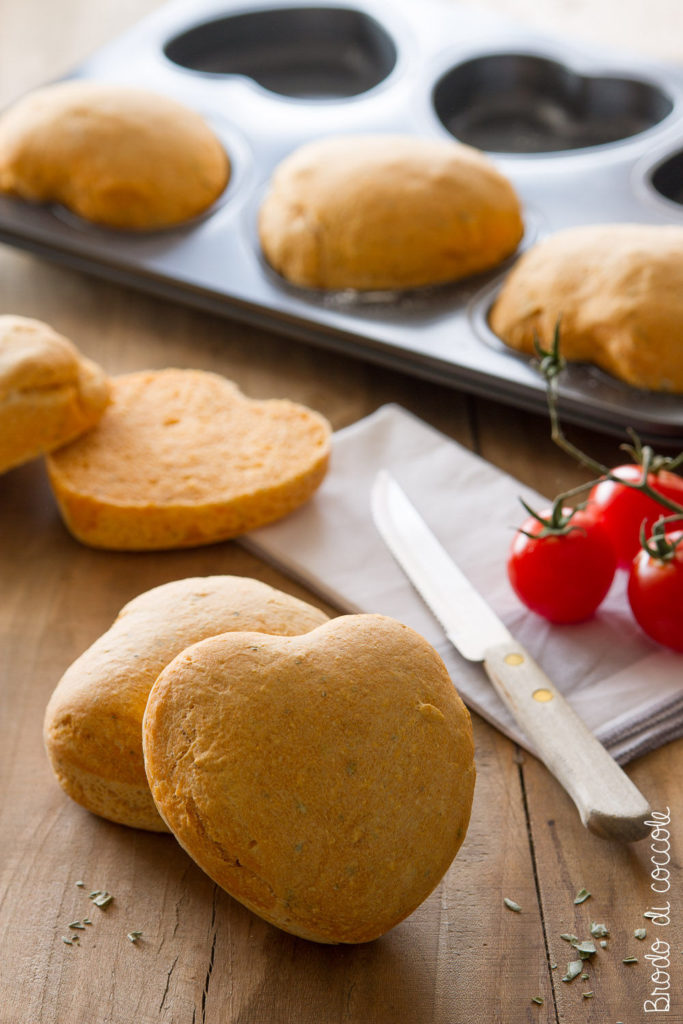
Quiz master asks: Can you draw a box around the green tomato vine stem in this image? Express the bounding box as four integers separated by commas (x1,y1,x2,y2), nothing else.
640,516,683,562
534,324,683,525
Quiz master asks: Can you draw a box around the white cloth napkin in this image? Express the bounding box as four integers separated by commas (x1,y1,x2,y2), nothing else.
241,404,683,764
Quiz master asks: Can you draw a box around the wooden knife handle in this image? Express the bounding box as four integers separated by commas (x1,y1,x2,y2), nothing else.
483,638,652,842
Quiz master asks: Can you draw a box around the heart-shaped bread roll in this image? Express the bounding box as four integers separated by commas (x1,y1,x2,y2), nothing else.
142,614,475,943
44,576,329,831
258,134,523,290
45,368,331,550
0,81,229,230
0,315,109,474
489,223,683,392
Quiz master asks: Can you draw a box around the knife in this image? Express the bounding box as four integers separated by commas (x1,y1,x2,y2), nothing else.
371,470,651,842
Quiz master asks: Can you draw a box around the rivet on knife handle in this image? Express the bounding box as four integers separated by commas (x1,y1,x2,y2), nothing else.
483,639,652,842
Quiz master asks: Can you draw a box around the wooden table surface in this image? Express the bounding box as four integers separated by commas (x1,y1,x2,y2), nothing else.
1,2,681,1022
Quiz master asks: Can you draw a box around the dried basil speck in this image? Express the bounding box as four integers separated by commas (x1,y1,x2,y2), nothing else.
503,898,522,913
575,940,597,959
560,933,579,943
75,881,85,888
583,992,594,999
531,997,544,1005
562,960,583,982
600,940,608,949
635,928,647,940
92,892,113,909
574,888,591,904
590,922,609,938
68,921,85,930
127,931,142,943
623,956,638,964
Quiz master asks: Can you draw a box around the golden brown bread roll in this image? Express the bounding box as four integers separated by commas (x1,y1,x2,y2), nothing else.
43,576,329,831
45,368,331,550
0,81,229,229
142,614,475,942
0,314,109,473
258,134,523,290
489,223,683,392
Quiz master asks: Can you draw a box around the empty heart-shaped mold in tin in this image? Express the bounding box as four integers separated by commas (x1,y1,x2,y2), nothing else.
164,6,397,98
433,53,673,152
650,149,683,207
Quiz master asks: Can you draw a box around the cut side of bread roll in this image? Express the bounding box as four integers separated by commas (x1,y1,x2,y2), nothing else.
259,133,523,290
43,576,329,831
0,81,229,230
0,315,109,474
45,368,331,550
143,614,475,942
489,223,683,392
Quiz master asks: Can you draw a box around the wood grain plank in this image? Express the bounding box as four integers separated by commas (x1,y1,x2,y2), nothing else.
520,742,683,1023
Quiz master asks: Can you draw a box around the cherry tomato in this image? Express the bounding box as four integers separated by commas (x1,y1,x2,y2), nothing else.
627,532,683,653
507,508,617,624
587,465,683,569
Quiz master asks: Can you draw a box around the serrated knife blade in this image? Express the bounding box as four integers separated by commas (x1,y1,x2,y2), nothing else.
371,470,651,842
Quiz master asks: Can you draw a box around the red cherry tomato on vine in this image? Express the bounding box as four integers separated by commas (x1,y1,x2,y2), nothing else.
627,532,683,653
587,465,683,569
507,508,617,624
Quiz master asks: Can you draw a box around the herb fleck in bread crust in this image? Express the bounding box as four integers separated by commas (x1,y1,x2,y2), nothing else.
0,81,229,229
0,315,109,474
43,576,329,831
143,614,475,942
258,134,523,290
45,368,331,550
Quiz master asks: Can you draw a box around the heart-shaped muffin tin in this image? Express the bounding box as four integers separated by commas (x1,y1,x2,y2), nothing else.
0,0,682,441
164,6,397,98
433,53,672,153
